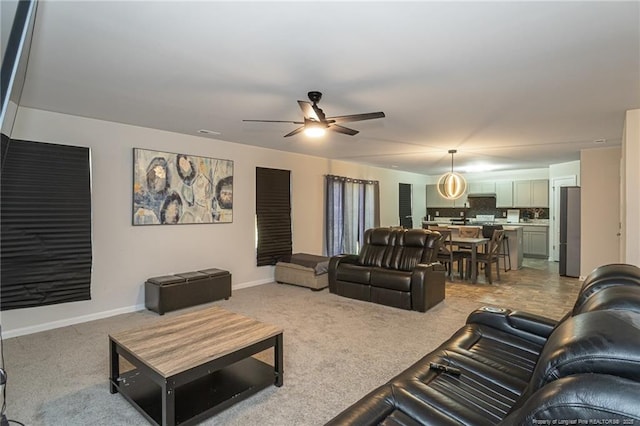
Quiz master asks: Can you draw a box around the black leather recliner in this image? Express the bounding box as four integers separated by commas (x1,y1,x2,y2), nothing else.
325,263,640,425
328,227,446,312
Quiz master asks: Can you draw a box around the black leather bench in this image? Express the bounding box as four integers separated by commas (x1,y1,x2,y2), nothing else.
144,268,231,315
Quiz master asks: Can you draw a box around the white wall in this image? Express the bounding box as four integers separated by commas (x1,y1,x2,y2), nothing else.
460,168,549,183
1,107,429,337
549,161,580,186
580,147,621,277
622,109,640,266
325,163,430,227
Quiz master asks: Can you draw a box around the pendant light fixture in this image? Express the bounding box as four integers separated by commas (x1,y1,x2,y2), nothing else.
437,149,467,200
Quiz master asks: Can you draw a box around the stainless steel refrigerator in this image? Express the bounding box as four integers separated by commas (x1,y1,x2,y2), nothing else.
560,186,581,277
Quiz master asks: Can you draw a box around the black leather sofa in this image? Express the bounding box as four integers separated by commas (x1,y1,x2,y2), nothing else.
326,263,640,425
328,227,446,312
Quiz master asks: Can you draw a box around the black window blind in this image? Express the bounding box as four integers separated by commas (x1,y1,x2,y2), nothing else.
256,167,291,266
1,136,92,310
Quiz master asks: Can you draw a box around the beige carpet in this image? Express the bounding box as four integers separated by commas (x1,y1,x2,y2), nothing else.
3,283,488,425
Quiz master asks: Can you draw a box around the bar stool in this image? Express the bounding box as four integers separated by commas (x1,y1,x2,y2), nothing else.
481,225,511,272
502,234,512,271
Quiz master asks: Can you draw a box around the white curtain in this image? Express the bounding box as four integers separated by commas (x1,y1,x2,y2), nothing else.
325,175,379,256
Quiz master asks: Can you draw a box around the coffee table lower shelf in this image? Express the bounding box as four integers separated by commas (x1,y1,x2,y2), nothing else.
112,357,274,426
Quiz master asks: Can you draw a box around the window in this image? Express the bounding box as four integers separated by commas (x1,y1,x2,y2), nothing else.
325,175,379,256
1,137,92,310
255,167,292,266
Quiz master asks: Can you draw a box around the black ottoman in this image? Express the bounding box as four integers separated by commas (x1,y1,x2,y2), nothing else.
145,268,232,315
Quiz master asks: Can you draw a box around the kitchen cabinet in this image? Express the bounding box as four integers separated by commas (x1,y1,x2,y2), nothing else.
531,180,549,207
466,180,512,207
495,181,513,207
467,182,496,194
513,179,549,207
522,225,549,258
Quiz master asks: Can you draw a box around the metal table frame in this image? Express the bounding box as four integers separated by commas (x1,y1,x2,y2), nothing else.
109,321,283,426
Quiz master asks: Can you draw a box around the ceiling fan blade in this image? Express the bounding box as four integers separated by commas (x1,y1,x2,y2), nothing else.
329,124,359,136
284,126,306,137
243,119,304,124
327,111,385,124
297,101,320,121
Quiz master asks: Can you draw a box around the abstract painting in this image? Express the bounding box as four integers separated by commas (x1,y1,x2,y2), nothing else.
133,148,233,225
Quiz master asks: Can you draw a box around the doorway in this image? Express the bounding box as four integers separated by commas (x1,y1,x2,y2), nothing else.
399,183,413,228
551,176,577,261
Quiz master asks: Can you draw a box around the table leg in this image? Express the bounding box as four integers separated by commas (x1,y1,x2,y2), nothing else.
162,380,176,426
109,338,119,394
274,333,284,387
471,244,478,284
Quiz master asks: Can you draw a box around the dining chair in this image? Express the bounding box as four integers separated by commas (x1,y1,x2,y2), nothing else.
435,229,465,278
482,224,511,272
454,226,481,258
467,229,505,284
458,226,480,238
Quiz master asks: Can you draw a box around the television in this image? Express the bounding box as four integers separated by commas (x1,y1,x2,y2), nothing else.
1,0,38,138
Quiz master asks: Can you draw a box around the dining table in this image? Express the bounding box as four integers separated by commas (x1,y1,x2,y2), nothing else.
450,236,490,283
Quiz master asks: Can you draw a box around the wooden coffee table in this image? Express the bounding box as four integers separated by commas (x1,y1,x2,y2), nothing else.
109,306,283,426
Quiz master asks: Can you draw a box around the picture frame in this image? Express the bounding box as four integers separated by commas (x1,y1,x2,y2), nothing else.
132,148,233,225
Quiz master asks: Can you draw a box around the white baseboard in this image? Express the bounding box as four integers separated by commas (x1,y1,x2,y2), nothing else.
2,304,146,339
3,279,274,338
233,278,272,290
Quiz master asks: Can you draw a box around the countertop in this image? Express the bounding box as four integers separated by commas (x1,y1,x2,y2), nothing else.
517,222,550,227
422,219,549,228
443,224,523,231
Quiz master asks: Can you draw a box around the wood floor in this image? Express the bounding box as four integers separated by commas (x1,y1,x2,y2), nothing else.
444,258,582,321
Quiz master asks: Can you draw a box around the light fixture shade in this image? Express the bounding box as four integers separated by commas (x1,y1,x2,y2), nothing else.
304,127,326,137
437,149,466,200
437,171,467,200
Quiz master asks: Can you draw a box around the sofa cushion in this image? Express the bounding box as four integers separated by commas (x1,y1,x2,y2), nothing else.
420,231,441,264
439,325,542,383
358,228,394,267
370,267,412,292
336,263,372,284
528,309,640,392
572,263,640,313
388,230,441,271
574,284,640,315
398,360,522,425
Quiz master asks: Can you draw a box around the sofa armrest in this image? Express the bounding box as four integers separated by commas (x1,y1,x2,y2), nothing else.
410,262,446,312
328,254,359,293
466,307,557,345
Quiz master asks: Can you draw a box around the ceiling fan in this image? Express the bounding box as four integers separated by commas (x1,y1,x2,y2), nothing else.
243,91,385,137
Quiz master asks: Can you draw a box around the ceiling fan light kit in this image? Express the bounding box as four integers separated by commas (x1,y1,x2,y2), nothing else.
243,91,385,138
303,125,326,138
437,149,467,200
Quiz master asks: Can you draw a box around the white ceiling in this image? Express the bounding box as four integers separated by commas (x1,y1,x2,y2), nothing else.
19,1,640,176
